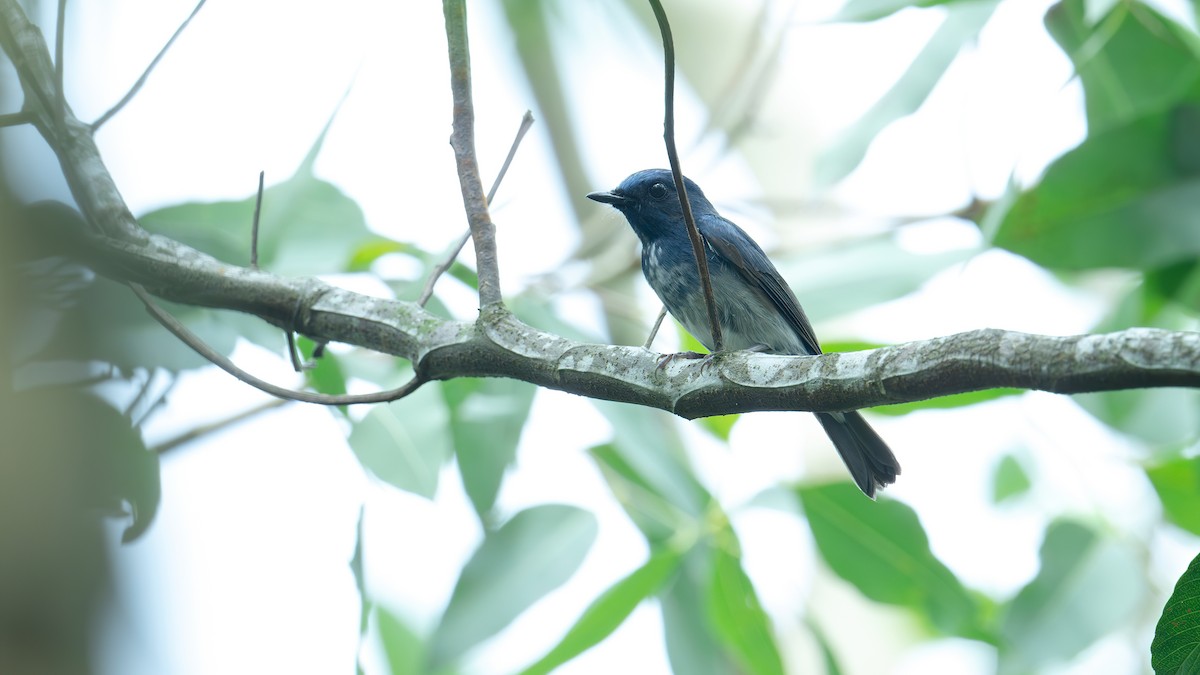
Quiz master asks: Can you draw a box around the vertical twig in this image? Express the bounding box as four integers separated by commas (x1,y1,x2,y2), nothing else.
443,0,503,307
250,170,264,269
54,0,67,131
643,306,668,349
646,0,723,351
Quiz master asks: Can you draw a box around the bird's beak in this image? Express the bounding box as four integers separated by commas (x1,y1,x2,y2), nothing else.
586,190,626,205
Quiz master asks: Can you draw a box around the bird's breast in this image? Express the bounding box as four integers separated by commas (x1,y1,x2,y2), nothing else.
640,242,807,354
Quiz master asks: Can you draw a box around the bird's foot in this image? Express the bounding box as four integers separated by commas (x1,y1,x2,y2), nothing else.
656,350,713,373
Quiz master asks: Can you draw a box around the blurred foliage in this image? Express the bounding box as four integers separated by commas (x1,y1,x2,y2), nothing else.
7,0,1200,674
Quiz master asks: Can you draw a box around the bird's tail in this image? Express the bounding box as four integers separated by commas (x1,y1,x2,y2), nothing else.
815,411,901,499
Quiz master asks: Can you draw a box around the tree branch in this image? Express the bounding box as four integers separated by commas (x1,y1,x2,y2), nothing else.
59,228,1200,416
5,0,1198,419
0,0,143,241
443,0,503,307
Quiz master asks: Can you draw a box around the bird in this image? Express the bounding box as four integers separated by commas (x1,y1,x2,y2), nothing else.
587,168,900,498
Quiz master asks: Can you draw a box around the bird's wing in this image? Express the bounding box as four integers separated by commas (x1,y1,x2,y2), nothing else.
700,216,823,355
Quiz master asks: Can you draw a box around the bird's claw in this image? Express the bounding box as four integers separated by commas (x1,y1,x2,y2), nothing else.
656,350,717,374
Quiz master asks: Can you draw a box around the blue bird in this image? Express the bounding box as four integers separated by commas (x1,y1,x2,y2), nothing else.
588,169,900,497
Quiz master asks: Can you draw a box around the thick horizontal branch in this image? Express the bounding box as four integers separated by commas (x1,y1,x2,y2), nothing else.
5,0,1198,417
69,229,1200,417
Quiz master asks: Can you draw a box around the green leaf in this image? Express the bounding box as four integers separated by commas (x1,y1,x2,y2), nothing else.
999,520,1147,674
442,377,536,519
1146,456,1200,536
39,276,241,372
797,482,983,638
992,108,1200,270
697,414,739,441
777,234,978,322
592,401,713,522
351,507,368,636
140,101,374,276
519,546,684,675
991,454,1032,504
814,0,1000,186
807,618,845,675
832,0,953,22
1045,0,1200,133
428,504,598,669
660,550,739,675
872,388,1024,416
1074,387,1200,447
706,545,785,675
348,387,451,499
376,607,425,675
297,336,348,400
12,390,160,542
589,444,695,544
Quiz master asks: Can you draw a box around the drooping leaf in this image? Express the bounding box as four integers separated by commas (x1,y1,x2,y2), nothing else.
442,377,536,519
376,607,425,675
797,482,984,638
660,549,739,675
999,520,1147,674
706,544,785,675
1153,551,1200,675
519,546,684,675
593,401,714,522
814,0,1000,186
428,504,598,669
348,387,451,499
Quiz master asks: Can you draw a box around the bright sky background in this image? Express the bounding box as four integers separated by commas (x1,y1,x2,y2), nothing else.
7,0,1199,674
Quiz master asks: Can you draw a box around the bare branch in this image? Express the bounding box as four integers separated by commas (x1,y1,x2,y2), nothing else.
647,0,723,351
63,232,1198,417
0,0,143,240
6,0,1199,420
644,306,668,349
91,0,208,130
418,110,534,307
442,0,503,307
129,283,425,406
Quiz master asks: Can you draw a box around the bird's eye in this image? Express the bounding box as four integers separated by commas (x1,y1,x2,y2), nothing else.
649,183,669,200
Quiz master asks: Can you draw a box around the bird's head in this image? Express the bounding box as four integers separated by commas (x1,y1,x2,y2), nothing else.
587,169,714,242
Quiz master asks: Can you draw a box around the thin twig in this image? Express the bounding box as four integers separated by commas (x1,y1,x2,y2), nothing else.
122,368,157,420
132,372,178,428
0,111,33,127
54,0,66,131
643,305,668,349
250,170,264,268
128,283,425,405
92,0,207,130
152,397,289,455
443,0,503,307
287,330,303,372
647,0,723,352
418,110,534,307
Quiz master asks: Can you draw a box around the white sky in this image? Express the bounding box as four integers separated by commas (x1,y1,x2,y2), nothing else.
6,0,1198,674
